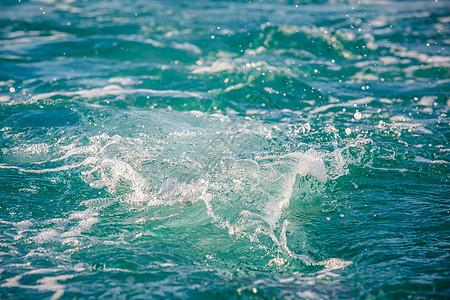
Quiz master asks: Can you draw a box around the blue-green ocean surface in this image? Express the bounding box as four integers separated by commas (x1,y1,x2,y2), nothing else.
0,0,449,298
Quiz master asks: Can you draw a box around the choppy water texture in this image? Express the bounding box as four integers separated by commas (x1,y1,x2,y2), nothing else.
0,0,449,298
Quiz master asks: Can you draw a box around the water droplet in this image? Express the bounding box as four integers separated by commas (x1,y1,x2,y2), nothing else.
354,111,362,120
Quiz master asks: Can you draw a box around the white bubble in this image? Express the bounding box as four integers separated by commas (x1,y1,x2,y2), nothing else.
345,128,352,135
9,87,15,93
354,111,362,120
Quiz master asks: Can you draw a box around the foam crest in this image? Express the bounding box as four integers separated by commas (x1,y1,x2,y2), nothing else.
192,60,235,74
83,157,148,204
1,269,74,300
31,86,207,101
309,97,376,114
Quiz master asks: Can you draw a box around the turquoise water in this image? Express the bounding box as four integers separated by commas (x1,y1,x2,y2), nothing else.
0,0,449,298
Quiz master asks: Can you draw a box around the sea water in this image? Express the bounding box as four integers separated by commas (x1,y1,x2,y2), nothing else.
0,0,449,298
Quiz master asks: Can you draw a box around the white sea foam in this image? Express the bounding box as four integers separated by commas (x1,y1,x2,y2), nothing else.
31,85,207,101
224,83,245,92
2,268,74,300
414,156,449,164
0,95,11,102
171,42,202,54
1,32,72,45
315,258,352,270
417,96,437,107
192,60,235,74
35,229,64,244
144,38,164,48
309,97,376,114
107,77,137,86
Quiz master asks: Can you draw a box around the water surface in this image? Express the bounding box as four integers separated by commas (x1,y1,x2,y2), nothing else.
0,0,449,298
